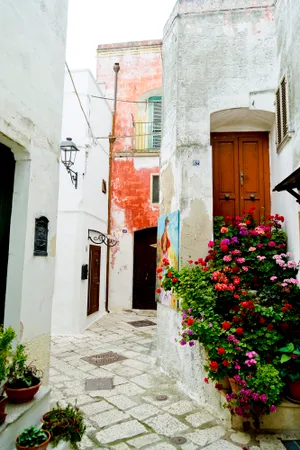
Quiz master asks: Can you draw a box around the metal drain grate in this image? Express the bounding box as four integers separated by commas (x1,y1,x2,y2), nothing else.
82,352,127,367
128,320,156,328
85,378,114,391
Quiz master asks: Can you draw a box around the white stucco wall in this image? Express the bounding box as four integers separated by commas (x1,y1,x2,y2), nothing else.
52,69,111,334
271,0,300,264
0,0,68,383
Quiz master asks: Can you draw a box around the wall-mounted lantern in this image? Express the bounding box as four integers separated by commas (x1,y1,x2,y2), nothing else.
88,229,118,247
60,137,79,189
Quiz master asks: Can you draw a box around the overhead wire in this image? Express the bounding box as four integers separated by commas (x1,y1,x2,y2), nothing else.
65,61,109,156
90,94,161,105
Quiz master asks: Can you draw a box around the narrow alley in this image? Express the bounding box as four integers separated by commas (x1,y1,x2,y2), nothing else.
50,312,294,450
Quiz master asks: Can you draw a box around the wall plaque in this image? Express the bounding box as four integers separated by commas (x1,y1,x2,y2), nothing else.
34,216,49,256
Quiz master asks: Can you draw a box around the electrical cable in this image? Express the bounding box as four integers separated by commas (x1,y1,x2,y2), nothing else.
65,62,109,156
90,94,161,104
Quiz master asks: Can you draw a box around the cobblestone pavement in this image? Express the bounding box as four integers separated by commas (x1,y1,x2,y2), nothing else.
50,311,290,450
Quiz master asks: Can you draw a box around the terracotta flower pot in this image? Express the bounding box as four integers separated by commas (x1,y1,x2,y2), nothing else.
0,396,7,425
15,430,50,450
5,381,41,404
228,377,240,393
288,380,300,401
218,377,230,391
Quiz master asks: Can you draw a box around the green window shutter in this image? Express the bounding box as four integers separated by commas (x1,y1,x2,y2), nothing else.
149,96,162,150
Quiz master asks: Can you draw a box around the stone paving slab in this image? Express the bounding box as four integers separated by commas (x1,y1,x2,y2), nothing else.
50,311,294,450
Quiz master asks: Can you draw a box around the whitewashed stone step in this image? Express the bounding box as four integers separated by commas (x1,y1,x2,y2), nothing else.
0,387,50,450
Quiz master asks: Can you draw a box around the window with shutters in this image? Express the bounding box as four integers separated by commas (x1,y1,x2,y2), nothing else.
132,96,162,152
151,174,160,204
149,96,162,150
276,75,290,150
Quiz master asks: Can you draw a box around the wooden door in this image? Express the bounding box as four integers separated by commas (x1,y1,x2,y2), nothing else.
133,227,157,310
212,133,270,222
0,144,15,325
87,245,101,315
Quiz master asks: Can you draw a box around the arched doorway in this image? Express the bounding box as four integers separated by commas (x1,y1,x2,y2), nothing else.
133,227,157,310
211,109,274,222
0,143,15,324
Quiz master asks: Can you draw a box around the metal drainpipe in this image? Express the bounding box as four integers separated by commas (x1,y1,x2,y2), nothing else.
105,62,120,313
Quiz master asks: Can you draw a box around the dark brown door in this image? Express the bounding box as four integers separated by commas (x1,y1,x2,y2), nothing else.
133,227,157,310
87,245,101,315
0,144,15,325
212,132,270,222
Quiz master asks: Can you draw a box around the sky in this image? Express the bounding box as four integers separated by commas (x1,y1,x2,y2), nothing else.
66,0,176,74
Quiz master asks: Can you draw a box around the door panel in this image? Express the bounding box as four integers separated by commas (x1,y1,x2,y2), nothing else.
133,227,157,310
87,245,101,316
213,137,239,218
212,133,270,221
0,144,15,325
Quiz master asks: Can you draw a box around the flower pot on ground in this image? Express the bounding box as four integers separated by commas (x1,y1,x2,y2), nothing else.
15,426,50,450
0,326,17,422
288,380,300,401
41,402,86,450
5,344,42,404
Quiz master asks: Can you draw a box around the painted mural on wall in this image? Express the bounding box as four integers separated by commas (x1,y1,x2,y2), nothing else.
157,211,180,309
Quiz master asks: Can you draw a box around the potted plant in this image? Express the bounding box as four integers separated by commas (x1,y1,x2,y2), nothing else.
41,402,86,449
5,344,42,403
279,342,300,402
15,426,50,450
0,326,16,423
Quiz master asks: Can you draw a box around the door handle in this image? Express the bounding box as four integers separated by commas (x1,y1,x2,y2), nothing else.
224,194,230,200
240,171,244,186
250,194,255,200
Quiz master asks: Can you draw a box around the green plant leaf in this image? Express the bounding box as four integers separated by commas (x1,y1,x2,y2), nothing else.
281,354,291,363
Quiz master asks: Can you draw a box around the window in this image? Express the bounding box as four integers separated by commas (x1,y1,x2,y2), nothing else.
276,75,289,149
149,96,162,150
151,174,159,204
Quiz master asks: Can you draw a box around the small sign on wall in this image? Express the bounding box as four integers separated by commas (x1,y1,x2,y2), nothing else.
192,160,200,166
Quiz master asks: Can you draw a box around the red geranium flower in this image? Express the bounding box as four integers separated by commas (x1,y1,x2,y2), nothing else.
215,383,223,391
259,317,266,325
172,277,179,283
187,317,194,326
222,359,230,367
158,275,163,280
236,327,244,335
222,321,231,330
267,324,274,331
221,245,229,252
204,377,209,383
232,316,239,323
188,259,193,264
156,288,161,294
217,347,226,355
210,361,219,371
167,272,173,278
156,267,162,273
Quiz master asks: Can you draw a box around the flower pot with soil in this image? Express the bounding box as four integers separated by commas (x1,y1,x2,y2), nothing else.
41,402,86,450
15,426,50,450
5,344,42,404
0,326,17,423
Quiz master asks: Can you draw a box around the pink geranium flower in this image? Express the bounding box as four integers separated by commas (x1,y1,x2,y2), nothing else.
249,247,256,252
270,276,277,281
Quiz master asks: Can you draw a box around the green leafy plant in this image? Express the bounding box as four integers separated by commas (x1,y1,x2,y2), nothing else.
42,402,86,450
0,326,16,396
16,426,49,448
158,208,300,422
279,342,300,382
7,344,41,389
